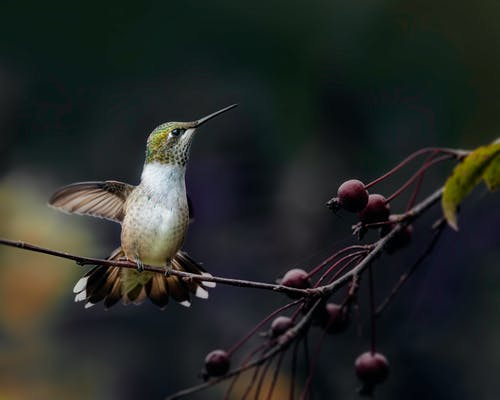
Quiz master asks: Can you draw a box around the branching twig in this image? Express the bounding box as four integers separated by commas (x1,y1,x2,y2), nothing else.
375,219,447,317
319,186,444,297
228,299,304,356
0,184,447,400
164,299,323,400
224,344,268,400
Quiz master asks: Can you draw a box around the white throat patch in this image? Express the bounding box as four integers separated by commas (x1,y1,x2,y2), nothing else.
141,162,186,193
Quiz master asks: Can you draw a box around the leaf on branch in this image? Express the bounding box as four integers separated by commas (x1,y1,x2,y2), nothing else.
442,139,500,230
483,148,500,191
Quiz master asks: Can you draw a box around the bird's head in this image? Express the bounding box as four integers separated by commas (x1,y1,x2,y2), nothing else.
145,104,238,166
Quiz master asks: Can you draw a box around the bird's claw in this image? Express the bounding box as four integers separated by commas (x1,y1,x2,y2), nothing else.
135,257,145,272
164,259,173,277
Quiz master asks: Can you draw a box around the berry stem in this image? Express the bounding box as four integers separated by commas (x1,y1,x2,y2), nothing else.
365,148,437,188
365,147,460,190
306,245,371,278
385,154,453,203
254,356,274,399
266,350,286,400
314,250,368,287
227,299,304,356
224,374,238,399
299,328,330,400
302,332,312,400
223,343,268,400
405,152,437,211
327,254,366,284
241,362,262,400
362,219,393,229
290,339,300,400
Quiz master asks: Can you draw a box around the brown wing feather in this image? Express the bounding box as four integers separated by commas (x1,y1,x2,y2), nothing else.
49,181,134,222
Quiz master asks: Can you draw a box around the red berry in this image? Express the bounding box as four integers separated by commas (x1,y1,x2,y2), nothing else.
337,179,369,212
270,316,294,337
280,268,311,295
358,194,390,224
205,349,230,377
280,269,311,299
355,351,389,385
322,303,349,334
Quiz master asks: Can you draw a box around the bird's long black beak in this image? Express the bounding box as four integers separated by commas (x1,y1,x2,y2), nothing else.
194,104,238,127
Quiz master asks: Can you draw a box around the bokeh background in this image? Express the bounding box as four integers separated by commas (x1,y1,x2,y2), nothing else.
1,1,499,399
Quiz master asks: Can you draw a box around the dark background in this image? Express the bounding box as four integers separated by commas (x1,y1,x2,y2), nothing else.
0,1,499,399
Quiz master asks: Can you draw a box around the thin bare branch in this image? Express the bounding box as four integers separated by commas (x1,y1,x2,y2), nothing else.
0,238,311,297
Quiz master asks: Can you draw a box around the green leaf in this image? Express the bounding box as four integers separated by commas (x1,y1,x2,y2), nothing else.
442,141,500,230
483,151,500,191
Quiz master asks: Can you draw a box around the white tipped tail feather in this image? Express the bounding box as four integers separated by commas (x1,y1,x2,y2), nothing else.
73,276,88,293
71,250,214,309
201,272,216,288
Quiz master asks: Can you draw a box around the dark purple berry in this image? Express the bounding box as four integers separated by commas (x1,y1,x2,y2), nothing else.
355,351,389,385
205,349,230,377
358,194,390,224
281,269,310,288
322,303,349,334
337,179,369,212
280,269,311,299
270,316,294,337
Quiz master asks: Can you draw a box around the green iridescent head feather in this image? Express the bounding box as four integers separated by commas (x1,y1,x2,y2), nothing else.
144,104,239,166
145,122,196,166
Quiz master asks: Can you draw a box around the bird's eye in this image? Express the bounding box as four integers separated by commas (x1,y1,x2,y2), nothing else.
171,128,185,137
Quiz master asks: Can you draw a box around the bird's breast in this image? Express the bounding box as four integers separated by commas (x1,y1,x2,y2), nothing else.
121,163,189,264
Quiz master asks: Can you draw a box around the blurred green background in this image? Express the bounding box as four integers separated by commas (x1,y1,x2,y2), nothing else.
0,1,499,399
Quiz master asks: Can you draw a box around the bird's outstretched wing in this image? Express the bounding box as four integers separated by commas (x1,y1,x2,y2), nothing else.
49,180,135,223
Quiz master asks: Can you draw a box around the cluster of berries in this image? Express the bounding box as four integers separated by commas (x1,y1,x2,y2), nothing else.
329,179,413,253
202,267,388,393
279,269,388,393
199,147,459,396
202,179,417,391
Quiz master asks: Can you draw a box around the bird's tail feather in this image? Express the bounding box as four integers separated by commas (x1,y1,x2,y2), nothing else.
72,248,215,309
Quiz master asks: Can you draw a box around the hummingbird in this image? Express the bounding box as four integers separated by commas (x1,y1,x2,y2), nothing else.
49,104,238,309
